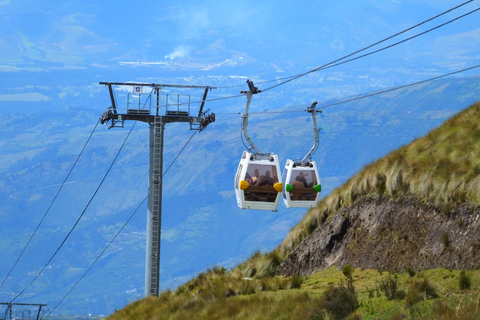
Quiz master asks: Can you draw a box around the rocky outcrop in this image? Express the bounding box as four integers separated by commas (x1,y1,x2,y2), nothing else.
278,195,480,276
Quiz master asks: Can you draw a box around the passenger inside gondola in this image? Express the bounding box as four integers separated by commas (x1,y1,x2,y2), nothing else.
298,172,309,187
260,170,274,186
245,173,253,185
243,165,278,202
292,176,305,200
289,169,317,201
251,169,260,186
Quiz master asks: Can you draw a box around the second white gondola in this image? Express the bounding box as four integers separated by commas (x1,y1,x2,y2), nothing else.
282,159,321,208
283,102,322,208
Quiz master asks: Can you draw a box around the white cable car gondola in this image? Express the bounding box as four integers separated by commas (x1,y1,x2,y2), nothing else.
283,102,322,208
234,81,283,211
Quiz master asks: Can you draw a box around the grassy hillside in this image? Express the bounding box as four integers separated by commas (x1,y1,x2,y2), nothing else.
107,267,480,320
106,100,480,319
277,100,480,260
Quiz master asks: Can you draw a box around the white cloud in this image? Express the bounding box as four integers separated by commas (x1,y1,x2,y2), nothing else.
165,45,192,60
0,92,50,102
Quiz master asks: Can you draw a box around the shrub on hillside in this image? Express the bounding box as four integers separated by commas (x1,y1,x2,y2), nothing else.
405,276,440,308
441,231,450,247
342,264,355,280
459,270,472,290
320,280,359,320
405,267,416,277
379,273,403,300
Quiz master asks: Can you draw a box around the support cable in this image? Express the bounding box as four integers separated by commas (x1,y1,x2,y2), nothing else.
41,129,200,319
215,0,475,90
127,3,478,111
41,196,148,320
318,64,480,110
158,0,477,111
224,65,480,115
9,122,138,303
306,7,480,77
261,6,480,92
163,131,198,177
0,120,100,290
206,62,480,117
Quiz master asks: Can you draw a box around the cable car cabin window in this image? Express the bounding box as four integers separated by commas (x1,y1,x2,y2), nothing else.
243,164,279,203
288,169,317,201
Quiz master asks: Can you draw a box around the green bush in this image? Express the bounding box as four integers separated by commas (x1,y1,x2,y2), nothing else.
379,274,399,300
290,275,304,289
459,270,472,290
321,280,359,320
405,267,416,277
405,276,440,308
441,231,450,247
342,264,355,280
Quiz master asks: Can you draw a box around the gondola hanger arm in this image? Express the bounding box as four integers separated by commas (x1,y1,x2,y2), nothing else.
301,101,321,166
241,80,261,154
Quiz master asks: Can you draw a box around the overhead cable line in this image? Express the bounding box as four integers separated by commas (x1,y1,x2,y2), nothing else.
163,131,198,176
261,5,480,92
41,195,148,320
216,0,474,90
0,119,100,290
306,7,480,75
41,128,200,319
158,2,479,109
183,62,480,117
222,64,480,115
259,0,475,87
215,102,312,114
318,64,480,110
9,122,138,303
250,109,306,114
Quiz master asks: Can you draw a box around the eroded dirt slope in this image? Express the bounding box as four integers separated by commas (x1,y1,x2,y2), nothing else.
278,195,480,276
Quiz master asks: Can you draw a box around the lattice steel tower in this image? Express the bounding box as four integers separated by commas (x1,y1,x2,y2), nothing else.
99,82,216,296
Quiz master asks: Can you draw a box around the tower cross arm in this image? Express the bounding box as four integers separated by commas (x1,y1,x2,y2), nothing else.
99,82,217,90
